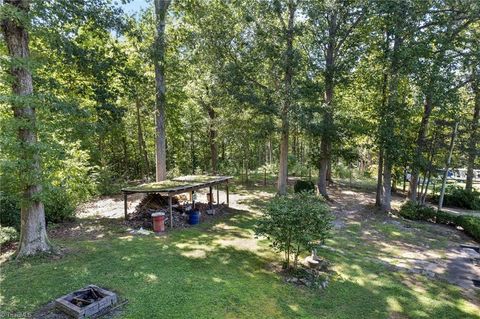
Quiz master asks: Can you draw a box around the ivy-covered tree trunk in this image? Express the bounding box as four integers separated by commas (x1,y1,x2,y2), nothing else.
277,0,296,195
466,73,479,192
1,0,51,257
153,0,170,181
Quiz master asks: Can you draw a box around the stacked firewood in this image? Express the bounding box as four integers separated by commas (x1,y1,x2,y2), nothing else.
127,193,228,230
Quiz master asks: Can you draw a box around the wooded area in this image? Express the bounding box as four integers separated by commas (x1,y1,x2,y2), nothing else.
1,0,479,258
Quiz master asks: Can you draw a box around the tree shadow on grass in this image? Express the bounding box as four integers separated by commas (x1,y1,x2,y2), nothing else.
1,198,479,318
2,225,479,318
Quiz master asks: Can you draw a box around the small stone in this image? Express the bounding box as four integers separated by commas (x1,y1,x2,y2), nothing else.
321,280,329,289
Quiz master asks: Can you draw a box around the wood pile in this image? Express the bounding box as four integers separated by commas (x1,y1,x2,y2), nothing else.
127,193,228,230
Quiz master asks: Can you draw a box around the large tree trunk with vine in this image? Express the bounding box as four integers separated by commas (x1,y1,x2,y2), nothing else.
466,74,479,192
153,0,170,181
2,0,51,257
277,1,296,195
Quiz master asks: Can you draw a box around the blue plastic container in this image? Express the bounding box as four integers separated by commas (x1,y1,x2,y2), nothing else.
188,210,200,225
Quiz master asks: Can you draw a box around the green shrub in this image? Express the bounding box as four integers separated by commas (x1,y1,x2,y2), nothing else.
294,180,315,193
0,192,20,229
456,216,480,242
399,201,480,242
333,162,351,179
398,201,436,222
0,186,76,230
0,226,18,246
42,185,76,223
431,186,480,210
434,210,458,226
255,191,332,269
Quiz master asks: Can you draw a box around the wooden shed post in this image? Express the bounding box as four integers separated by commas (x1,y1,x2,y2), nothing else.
124,192,128,220
216,185,220,207
209,186,213,208
168,195,173,228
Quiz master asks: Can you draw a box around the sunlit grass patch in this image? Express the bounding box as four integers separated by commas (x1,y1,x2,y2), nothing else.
1,185,479,318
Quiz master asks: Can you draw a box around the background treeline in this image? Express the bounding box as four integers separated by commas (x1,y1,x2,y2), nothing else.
1,0,479,228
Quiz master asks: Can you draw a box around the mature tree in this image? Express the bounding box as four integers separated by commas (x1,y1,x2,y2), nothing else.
305,0,365,198
409,1,478,201
275,0,297,195
464,21,480,192
376,0,414,211
153,0,171,181
1,0,51,256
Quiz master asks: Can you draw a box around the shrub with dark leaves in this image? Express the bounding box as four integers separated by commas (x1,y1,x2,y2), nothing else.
293,180,315,193
431,186,480,210
399,201,480,242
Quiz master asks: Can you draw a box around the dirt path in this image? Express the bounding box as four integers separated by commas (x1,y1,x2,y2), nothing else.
327,185,480,295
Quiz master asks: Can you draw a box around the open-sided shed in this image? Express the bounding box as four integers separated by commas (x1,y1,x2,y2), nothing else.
121,175,233,227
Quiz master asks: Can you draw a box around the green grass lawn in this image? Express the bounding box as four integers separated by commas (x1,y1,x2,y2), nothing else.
1,191,479,318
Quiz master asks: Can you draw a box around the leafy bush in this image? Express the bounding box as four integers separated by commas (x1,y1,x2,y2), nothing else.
399,201,480,242
294,180,315,193
92,164,122,195
333,162,351,179
1,140,90,230
456,216,480,242
255,192,332,269
0,226,18,246
42,185,76,223
431,186,480,210
0,192,20,229
0,186,75,230
434,210,458,226
398,201,436,222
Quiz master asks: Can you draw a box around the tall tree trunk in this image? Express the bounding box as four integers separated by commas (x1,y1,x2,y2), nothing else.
153,0,170,181
382,159,392,211
376,50,389,208
317,12,337,199
438,122,458,210
190,128,195,174
375,151,384,209
278,116,289,194
269,138,273,164
122,134,129,175
381,32,402,212
466,73,479,192
2,0,51,257
277,0,296,195
419,130,438,203
205,104,218,174
409,95,433,201
135,99,150,180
